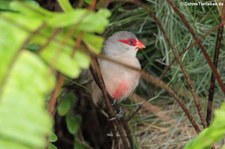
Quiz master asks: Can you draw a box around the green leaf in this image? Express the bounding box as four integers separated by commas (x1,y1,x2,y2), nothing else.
10,1,110,34
49,132,58,143
10,1,53,19
57,0,73,12
84,0,93,5
0,1,110,148
0,6,55,148
49,9,111,33
0,12,42,84
66,114,82,135
83,33,104,53
184,103,225,149
58,92,76,116
48,143,57,149
39,40,81,78
8,1,93,78
1,0,37,11
98,9,111,18
48,9,88,27
223,144,225,149
36,30,90,78
0,0,11,11
74,51,90,68
74,139,88,149
0,51,55,149
26,44,40,52
0,139,31,149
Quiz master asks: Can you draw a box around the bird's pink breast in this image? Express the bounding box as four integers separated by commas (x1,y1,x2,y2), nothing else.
112,81,129,100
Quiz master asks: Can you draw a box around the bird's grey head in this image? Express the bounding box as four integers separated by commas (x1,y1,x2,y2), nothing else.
103,31,144,57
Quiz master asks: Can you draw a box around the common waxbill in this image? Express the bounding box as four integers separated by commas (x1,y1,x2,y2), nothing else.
81,31,145,105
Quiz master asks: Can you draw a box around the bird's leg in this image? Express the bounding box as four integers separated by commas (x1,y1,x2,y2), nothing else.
115,107,125,119
109,100,126,121
111,100,117,106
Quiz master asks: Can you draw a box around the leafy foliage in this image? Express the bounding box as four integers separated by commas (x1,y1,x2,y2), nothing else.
184,103,225,149
57,92,76,116
0,0,110,148
1,0,225,148
0,51,54,149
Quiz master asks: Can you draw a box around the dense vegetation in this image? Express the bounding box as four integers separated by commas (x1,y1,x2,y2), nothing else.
0,0,225,149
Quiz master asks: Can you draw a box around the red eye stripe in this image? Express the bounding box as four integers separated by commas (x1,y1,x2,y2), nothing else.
118,38,137,46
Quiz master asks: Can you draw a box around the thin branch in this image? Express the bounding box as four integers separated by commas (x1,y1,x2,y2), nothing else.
129,94,178,125
88,0,132,147
90,56,130,148
166,0,225,95
106,10,225,126
160,19,225,81
153,14,206,128
48,74,65,114
206,27,223,125
89,52,201,133
206,0,225,126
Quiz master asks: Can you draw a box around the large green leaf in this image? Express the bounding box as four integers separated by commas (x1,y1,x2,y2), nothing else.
39,40,82,78
0,51,55,149
48,143,57,149
0,1,110,149
10,1,109,77
0,5,54,149
57,0,73,12
0,12,42,86
48,9,111,33
83,33,104,54
10,1,53,19
11,1,110,34
0,0,11,10
84,0,93,5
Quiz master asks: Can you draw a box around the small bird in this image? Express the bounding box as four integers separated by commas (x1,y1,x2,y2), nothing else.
81,31,145,105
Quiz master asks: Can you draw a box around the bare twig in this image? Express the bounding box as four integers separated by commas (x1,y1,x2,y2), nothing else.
136,0,210,129
152,13,207,128
129,93,177,125
90,56,130,148
48,74,65,114
93,53,201,133
88,0,133,147
109,6,225,127
166,0,225,95
206,0,225,126
160,18,225,81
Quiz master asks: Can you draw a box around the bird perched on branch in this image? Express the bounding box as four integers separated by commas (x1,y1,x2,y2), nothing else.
81,31,145,105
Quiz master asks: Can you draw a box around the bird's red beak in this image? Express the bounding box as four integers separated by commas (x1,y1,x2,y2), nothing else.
136,40,145,49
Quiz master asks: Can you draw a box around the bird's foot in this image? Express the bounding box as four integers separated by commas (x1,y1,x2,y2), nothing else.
116,107,125,119
109,107,125,121
111,100,117,106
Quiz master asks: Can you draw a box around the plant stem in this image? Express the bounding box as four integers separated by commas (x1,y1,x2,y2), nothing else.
206,0,225,126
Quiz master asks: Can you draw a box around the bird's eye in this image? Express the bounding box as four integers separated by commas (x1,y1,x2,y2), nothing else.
128,39,136,46
129,40,134,44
